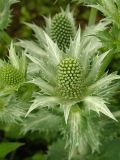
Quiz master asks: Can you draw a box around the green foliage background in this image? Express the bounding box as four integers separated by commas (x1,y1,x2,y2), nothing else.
0,0,120,160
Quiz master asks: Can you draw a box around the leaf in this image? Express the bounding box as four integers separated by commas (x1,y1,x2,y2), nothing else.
0,0,18,30
16,40,47,58
26,96,59,117
31,153,46,160
44,31,62,65
69,27,81,58
28,78,55,95
87,138,120,160
19,50,27,75
67,107,100,159
0,95,26,123
22,110,62,134
89,0,120,27
9,42,19,70
79,22,108,74
88,73,120,94
25,53,54,81
47,139,68,160
24,23,47,48
72,0,97,4
0,142,24,158
96,25,120,52
84,96,117,121
86,50,110,84
62,104,72,124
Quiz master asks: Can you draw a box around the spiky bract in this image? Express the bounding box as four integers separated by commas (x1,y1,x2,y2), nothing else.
0,0,18,30
66,105,100,159
89,0,120,27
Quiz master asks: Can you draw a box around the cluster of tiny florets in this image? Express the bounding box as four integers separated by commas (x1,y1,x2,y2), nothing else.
57,58,82,99
0,64,24,86
51,13,74,51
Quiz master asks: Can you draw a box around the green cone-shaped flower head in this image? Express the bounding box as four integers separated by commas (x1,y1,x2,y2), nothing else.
57,58,83,99
50,13,74,51
0,64,24,86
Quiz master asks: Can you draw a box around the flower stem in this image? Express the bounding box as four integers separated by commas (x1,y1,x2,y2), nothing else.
88,8,98,26
97,50,115,79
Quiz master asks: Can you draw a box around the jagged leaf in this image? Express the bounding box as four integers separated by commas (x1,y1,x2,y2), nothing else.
89,0,120,26
47,139,68,160
86,50,110,84
88,73,120,94
84,96,117,121
87,138,120,160
0,94,27,123
26,95,59,117
22,110,63,134
0,0,18,30
44,31,62,65
16,40,47,58
9,42,20,70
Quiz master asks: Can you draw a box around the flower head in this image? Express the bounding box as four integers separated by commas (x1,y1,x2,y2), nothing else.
0,43,26,89
45,7,76,51
57,57,84,99
0,64,24,86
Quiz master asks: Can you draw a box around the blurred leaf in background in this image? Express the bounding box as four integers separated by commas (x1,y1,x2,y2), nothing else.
87,138,120,160
72,0,97,5
0,142,24,158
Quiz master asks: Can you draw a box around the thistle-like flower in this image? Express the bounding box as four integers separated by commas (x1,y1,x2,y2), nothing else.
0,43,27,123
17,22,120,159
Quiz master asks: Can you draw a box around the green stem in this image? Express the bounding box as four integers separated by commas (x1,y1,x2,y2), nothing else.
88,8,98,26
71,104,81,112
97,50,115,79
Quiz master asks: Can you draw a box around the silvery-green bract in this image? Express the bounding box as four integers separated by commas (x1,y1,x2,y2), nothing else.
89,0,120,27
0,0,18,30
17,22,120,159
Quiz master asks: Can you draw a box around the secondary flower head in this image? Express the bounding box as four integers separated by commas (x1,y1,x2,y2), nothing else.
17,22,120,159
45,7,76,51
0,43,26,89
0,64,24,86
